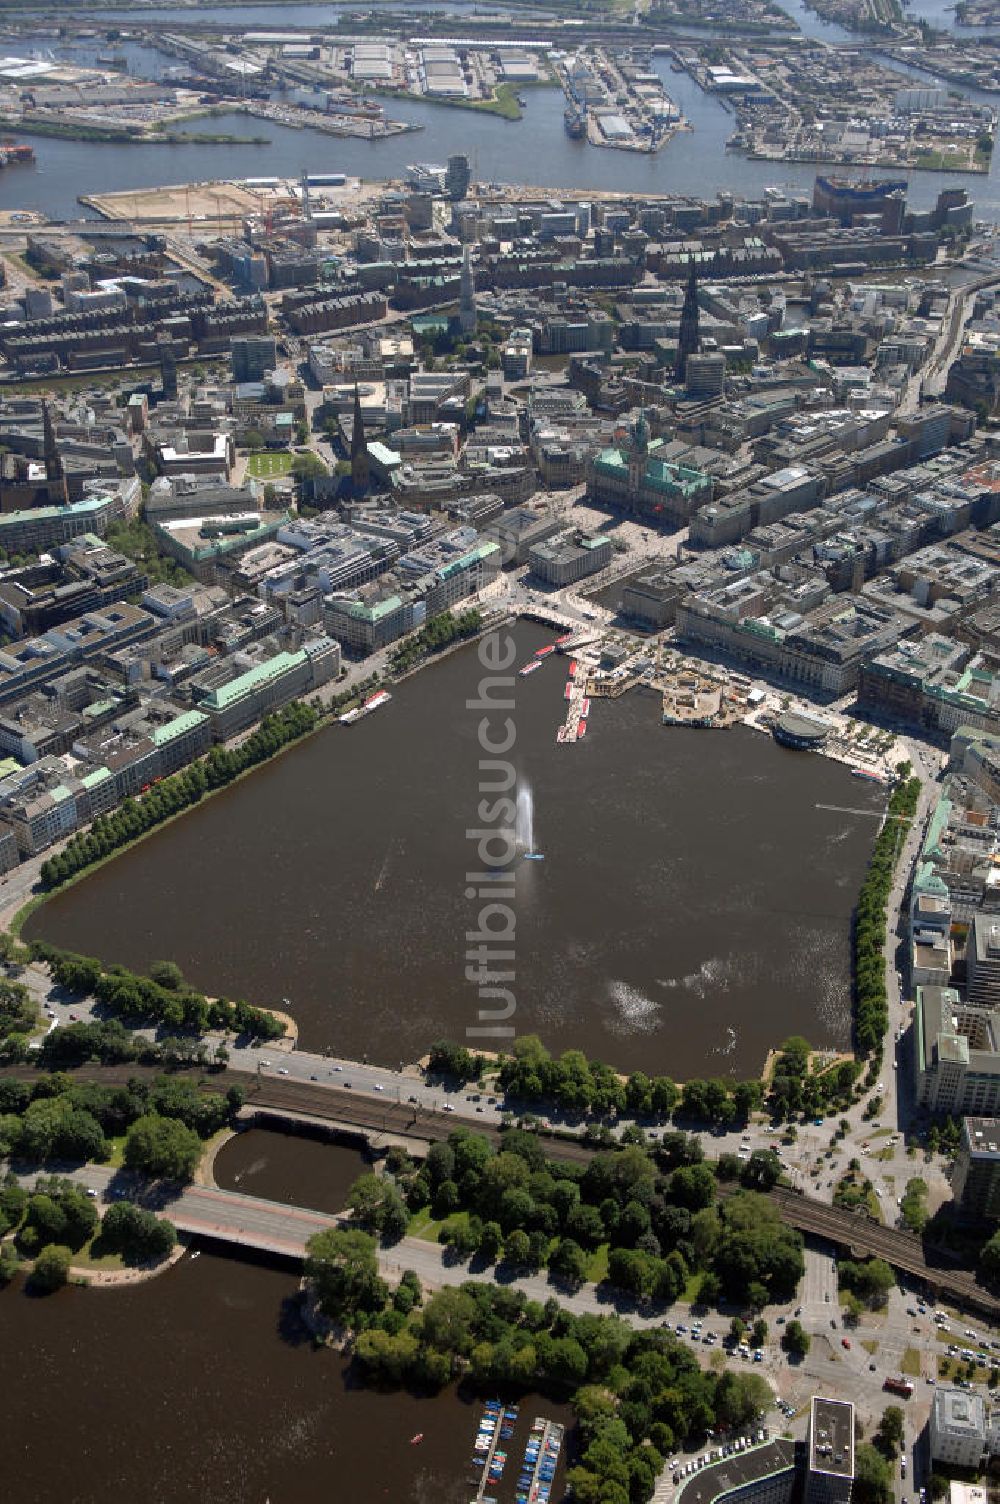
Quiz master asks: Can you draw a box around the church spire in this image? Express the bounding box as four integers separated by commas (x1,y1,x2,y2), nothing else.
675,256,700,383
350,383,369,492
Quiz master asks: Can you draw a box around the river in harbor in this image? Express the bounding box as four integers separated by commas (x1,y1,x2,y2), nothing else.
27,622,882,1079
0,37,996,219
0,1247,573,1504
214,1127,372,1212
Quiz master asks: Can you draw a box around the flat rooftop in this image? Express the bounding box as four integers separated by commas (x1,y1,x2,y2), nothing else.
810,1398,854,1479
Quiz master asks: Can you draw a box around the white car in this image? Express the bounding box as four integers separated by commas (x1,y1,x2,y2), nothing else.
373,1083,384,1092
277,1067,289,1076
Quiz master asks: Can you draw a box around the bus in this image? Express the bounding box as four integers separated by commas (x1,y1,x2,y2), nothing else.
883,1377,914,1399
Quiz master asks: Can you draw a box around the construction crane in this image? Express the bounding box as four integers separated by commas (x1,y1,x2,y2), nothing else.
300,166,312,221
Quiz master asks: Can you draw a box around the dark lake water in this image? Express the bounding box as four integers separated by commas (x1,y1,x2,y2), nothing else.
0,1249,573,1504
28,622,882,1079
214,1127,372,1212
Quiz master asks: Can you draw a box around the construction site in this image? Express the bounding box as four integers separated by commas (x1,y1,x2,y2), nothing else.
80,173,372,234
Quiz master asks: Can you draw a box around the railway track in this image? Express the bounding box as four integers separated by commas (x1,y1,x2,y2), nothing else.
3,1064,999,1309
770,1187,1000,1318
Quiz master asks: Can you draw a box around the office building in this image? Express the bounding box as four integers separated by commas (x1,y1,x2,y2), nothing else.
231,334,277,383
915,985,1000,1116
805,1398,853,1504
929,1389,988,1469
953,1117,1000,1220
445,153,471,201
968,914,1000,1006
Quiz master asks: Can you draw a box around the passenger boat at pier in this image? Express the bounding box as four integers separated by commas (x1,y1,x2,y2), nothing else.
534,645,556,659
519,659,543,677
339,689,392,723
577,718,588,738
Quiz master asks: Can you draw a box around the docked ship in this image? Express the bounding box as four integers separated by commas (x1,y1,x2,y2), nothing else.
0,141,34,166
564,105,586,140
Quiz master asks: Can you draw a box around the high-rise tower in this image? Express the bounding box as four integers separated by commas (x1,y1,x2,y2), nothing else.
675,256,700,382
41,399,67,503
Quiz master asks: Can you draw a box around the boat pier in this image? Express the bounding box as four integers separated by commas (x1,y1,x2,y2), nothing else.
516,1418,565,1504
469,1400,517,1501
556,657,589,743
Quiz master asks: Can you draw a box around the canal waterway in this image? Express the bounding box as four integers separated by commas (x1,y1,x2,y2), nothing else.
28,622,883,1079
213,1126,372,1212
0,1248,573,1504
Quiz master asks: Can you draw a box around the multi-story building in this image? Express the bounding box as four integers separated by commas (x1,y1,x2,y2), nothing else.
929,1389,989,1469
589,412,714,524
952,1117,1000,1220
969,913,1000,1007
805,1398,854,1504
231,334,278,383
324,590,424,655
527,531,613,587
915,985,1000,1116
674,1441,797,1504
192,636,339,740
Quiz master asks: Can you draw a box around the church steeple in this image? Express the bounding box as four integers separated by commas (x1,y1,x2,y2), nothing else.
350,383,369,492
675,256,700,382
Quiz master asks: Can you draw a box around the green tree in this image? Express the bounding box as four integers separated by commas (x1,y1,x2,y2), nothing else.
29,1242,71,1293
123,1114,202,1181
304,1227,387,1322
854,1444,892,1504
876,1406,905,1457
781,1319,810,1358
98,1201,176,1263
550,1237,588,1289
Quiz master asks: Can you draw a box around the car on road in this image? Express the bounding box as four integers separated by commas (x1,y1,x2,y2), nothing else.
841,1338,851,1349
869,1363,877,1371
261,1059,272,1067
443,1103,455,1112
309,1074,319,1081
373,1083,384,1092
86,1188,98,1199
277,1068,289,1076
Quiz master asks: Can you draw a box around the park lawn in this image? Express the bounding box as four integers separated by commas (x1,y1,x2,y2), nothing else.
901,1346,923,1378
407,1205,444,1239
408,1208,473,1245
682,1270,705,1304
861,1339,879,1355
245,450,293,479
584,1242,609,1284
70,1237,126,1272
939,1356,996,1384
104,1135,127,1168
